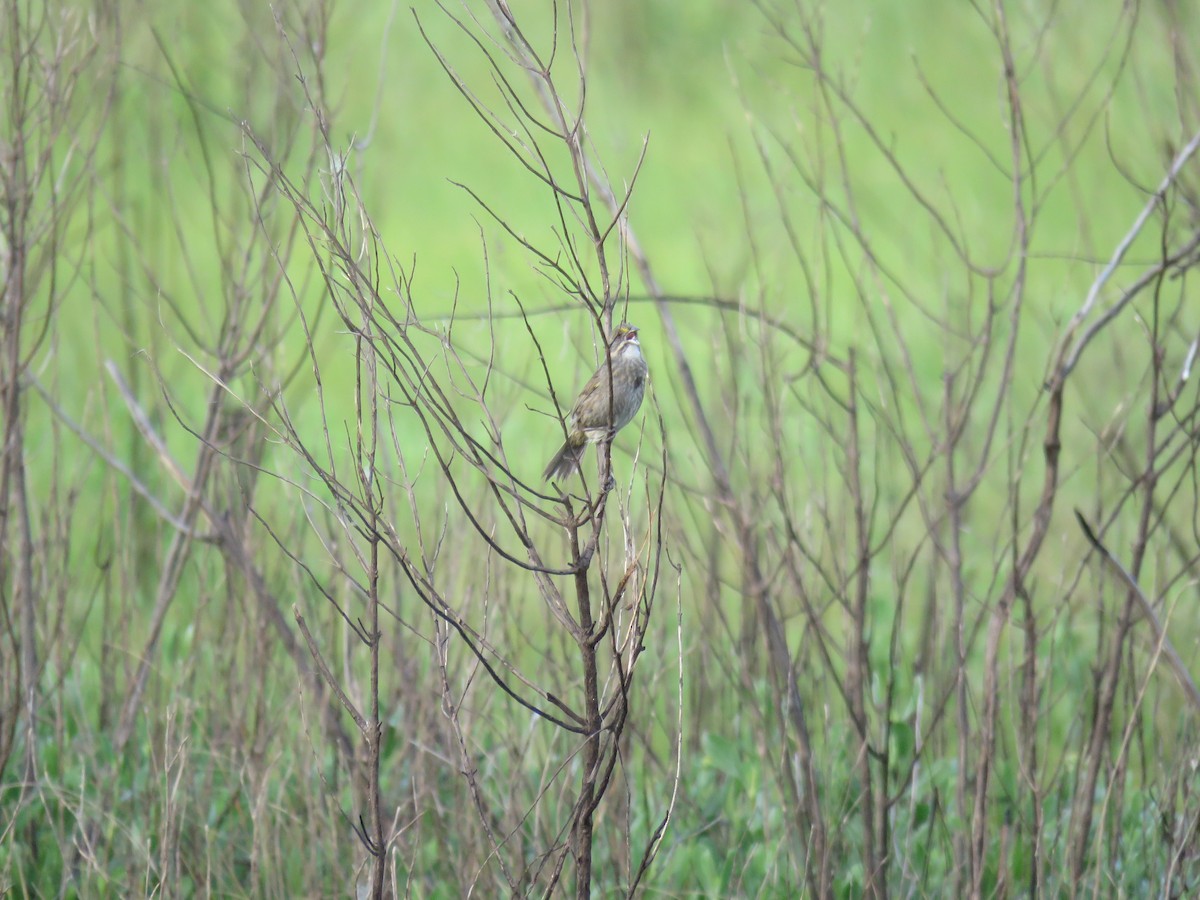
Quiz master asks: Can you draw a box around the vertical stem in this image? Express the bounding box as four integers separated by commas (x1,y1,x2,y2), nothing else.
358,300,386,897
1,0,38,843
1018,583,1041,898
1067,322,1162,880
367,529,385,899
844,353,882,898
570,520,599,900
944,372,972,896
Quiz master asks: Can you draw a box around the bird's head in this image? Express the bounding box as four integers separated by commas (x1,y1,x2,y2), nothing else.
612,323,641,356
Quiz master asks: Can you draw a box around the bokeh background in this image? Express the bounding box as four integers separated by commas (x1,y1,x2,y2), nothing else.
6,0,1200,896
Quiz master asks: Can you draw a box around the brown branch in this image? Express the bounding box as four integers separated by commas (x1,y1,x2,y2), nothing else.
293,605,368,734
1074,509,1200,713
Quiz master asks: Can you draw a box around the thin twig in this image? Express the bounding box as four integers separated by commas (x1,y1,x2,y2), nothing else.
1074,510,1200,714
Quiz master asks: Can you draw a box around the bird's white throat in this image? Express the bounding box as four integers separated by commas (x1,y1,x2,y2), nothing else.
618,338,643,361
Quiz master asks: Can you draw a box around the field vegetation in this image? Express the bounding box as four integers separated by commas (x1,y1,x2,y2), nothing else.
4,0,1200,896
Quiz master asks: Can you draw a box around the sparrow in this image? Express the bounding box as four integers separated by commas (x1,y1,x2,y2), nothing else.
543,324,648,482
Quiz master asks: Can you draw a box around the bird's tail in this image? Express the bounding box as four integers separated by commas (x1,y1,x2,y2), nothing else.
543,440,586,482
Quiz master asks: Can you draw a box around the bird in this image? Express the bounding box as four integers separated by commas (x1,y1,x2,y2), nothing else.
543,323,649,482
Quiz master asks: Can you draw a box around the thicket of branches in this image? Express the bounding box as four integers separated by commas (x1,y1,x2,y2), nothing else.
4,0,1200,897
